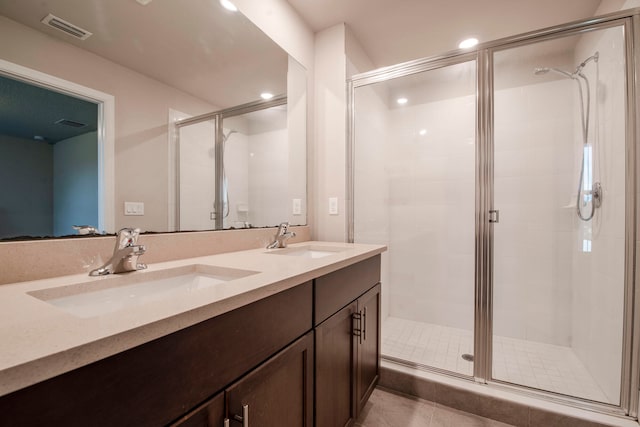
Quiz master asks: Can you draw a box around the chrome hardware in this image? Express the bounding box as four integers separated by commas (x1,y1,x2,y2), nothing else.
89,228,147,276
489,210,500,223
362,307,367,341
72,225,99,235
353,311,363,344
266,222,296,249
231,404,249,427
224,419,230,427
593,182,603,208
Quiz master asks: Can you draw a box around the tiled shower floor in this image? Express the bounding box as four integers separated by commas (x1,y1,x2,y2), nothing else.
382,316,612,404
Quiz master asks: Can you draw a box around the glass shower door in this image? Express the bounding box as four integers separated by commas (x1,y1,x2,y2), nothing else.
491,25,627,404
353,58,477,376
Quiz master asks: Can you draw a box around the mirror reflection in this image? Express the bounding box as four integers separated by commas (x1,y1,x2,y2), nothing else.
0,0,307,240
0,73,99,239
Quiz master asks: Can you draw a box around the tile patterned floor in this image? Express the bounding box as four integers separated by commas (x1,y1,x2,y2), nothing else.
355,388,515,427
382,317,611,403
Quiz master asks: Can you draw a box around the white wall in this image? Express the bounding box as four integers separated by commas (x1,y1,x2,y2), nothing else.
314,24,348,241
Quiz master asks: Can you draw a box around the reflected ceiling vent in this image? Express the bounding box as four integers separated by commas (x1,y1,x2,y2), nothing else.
41,14,92,40
55,118,87,128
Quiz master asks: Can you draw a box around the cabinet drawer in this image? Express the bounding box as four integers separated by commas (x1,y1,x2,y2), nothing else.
0,281,313,427
315,255,380,326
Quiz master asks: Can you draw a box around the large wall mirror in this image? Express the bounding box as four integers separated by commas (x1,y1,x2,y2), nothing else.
0,0,307,240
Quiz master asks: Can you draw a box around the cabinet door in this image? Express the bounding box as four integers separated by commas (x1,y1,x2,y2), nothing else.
356,284,381,414
170,392,225,427
315,301,358,427
226,332,313,427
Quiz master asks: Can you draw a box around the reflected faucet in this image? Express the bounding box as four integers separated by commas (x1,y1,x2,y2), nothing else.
266,222,296,249
89,228,147,276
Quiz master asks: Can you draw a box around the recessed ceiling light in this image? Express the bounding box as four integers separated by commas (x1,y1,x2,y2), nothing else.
220,0,238,12
459,38,479,49
419,129,427,136
397,97,408,105
261,92,274,100
135,0,153,5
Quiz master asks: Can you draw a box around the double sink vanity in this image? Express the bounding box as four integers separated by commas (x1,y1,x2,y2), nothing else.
0,240,385,426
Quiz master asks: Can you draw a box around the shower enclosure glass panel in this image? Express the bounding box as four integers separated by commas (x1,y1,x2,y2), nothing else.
353,59,477,376
491,25,626,404
220,106,289,229
178,118,217,231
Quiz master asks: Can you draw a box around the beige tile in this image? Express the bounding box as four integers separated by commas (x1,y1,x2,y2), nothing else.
379,367,436,402
432,404,515,427
356,388,434,427
356,388,516,427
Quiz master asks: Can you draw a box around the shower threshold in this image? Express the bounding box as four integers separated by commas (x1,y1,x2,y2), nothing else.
382,316,612,404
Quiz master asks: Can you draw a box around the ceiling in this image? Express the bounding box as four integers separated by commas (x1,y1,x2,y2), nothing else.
0,74,97,143
285,0,607,69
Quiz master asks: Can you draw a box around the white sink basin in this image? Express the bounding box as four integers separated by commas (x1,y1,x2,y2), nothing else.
266,245,346,259
28,264,259,318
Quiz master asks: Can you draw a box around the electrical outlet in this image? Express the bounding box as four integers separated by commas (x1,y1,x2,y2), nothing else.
329,197,338,215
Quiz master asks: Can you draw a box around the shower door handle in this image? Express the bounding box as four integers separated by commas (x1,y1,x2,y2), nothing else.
489,210,500,223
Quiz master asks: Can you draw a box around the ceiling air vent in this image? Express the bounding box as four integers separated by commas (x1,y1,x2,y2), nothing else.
41,14,92,40
55,118,87,128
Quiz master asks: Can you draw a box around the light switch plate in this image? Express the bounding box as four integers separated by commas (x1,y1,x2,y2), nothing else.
124,201,144,216
292,198,302,215
329,197,338,215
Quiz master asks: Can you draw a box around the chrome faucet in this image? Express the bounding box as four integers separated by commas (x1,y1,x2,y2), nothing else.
266,222,296,249
89,228,147,276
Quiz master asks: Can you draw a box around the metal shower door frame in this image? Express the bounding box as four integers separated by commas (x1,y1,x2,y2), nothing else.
347,8,640,418
173,95,287,230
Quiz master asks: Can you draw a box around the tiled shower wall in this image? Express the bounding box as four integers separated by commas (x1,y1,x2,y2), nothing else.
493,79,575,347
570,25,626,404
385,93,476,332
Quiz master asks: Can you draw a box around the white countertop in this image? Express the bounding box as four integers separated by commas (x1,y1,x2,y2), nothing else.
0,241,386,397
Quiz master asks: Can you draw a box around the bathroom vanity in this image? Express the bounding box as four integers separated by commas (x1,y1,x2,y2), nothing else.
0,242,384,427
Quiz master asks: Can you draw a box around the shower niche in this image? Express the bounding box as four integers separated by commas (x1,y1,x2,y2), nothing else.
349,12,636,417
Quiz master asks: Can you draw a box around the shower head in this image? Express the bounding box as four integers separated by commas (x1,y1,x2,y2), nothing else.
223,129,238,142
533,66,574,79
575,51,599,74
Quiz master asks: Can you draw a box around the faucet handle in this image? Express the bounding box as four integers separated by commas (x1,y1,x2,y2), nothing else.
115,227,142,250
277,222,289,234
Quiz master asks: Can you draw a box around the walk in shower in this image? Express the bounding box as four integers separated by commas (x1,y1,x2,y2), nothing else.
348,9,639,417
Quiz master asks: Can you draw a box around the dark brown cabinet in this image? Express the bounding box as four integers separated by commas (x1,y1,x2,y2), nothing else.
315,255,381,427
226,332,314,427
171,393,225,427
174,332,314,427
355,284,381,414
315,302,358,427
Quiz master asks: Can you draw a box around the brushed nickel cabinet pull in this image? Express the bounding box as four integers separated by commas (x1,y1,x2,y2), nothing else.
232,404,249,427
